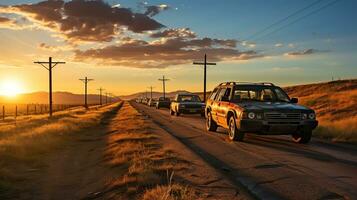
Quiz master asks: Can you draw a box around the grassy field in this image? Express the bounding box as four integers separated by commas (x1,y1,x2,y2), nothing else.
0,103,121,198
285,79,357,143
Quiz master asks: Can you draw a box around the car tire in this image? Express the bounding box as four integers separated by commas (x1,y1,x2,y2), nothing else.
292,129,312,144
206,112,218,132
228,116,245,141
201,112,205,118
175,111,180,116
170,108,174,115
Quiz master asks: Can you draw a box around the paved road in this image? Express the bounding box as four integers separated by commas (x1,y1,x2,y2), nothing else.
132,102,357,200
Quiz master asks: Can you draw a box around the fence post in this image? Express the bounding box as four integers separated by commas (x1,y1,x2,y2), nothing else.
15,105,17,119
2,106,4,120
27,104,29,115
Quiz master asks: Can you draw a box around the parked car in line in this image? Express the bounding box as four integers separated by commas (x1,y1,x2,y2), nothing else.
205,82,318,143
142,98,149,105
156,97,171,109
170,94,205,117
148,98,157,107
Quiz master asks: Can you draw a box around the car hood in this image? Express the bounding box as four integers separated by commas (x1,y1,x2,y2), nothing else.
180,102,205,105
234,101,312,112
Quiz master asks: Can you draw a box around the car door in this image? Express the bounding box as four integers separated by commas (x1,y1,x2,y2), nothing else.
218,87,232,126
212,88,226,124
211,88,224,122
217,87,232,125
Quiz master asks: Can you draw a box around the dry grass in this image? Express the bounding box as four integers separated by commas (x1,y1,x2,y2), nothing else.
285,79,357,143
104,102,200,199
314,116,357,143
0,102,122,196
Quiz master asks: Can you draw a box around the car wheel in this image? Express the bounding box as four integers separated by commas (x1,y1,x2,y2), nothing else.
175,111,180,116
228,116,245,141
292,129,312,144
201,112,205,118
170,108,174,115
206,112,217,132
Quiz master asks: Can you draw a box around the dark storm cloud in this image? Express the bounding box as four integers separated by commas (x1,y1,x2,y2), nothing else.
74,37,260,68
144,4,170,17
2,0,165,42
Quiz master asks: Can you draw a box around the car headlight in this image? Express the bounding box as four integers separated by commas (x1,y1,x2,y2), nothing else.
302,113,307,120
308,113,316,119
248,112,255,119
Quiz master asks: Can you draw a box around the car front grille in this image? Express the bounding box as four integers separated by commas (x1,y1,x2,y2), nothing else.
184,104,202,108
265,112,301,121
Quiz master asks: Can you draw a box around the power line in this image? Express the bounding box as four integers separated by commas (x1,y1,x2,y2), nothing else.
246,0,324,41
254,0,341,42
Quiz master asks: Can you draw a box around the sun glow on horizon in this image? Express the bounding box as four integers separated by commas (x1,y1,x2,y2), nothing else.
0,79,24,97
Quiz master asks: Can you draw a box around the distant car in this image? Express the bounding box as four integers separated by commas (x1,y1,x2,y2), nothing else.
156,97,171,109
148,98,157,107
205,82,318,143
170,94,205,117
142,98,149,105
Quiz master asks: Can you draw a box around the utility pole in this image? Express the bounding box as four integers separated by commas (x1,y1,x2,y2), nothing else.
158,75,170,99
34,57,65,117
97,87,104,105
79,77,94,109
105,92,108,104
108,93,114,103
193,54,216,102
148,86,155,99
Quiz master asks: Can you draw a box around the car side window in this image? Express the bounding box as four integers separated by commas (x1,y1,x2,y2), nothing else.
209,88,219,100
224,88,232,100
215,88,227,101
260,89,275,101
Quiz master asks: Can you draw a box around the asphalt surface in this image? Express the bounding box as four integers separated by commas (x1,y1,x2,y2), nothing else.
131,101,357,200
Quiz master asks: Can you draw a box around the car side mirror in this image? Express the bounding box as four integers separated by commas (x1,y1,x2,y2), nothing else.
221,96,229,102
290,97,298,103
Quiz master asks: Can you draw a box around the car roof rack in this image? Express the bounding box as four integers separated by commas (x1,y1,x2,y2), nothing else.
218,82,275,86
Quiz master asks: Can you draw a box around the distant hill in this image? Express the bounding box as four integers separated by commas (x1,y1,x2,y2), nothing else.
284,79,357,121
0,91,118,105
120,90,191,100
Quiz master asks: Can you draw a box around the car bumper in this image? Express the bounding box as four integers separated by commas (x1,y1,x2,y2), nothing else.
237,119,318,134
178,108,204,114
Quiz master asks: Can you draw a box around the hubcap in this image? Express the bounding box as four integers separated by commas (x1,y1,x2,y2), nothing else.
229,119,235,138
207,114,211,128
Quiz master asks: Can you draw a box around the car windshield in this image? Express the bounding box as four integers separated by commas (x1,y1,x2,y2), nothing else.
231,86,290,102
178,95,201,102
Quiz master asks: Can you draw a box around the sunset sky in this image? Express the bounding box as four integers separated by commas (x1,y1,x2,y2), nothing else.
0,0,356,96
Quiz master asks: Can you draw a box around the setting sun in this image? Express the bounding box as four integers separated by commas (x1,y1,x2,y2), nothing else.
0,79,23,97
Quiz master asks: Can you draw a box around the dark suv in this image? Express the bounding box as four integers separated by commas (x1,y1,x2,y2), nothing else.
205,82,318,143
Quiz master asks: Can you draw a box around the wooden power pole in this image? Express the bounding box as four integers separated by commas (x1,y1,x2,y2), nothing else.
97,87,104,105
79,77,94,109
148,86,155,99
158,75,170,99
193,54,216,102
34,57,65,117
